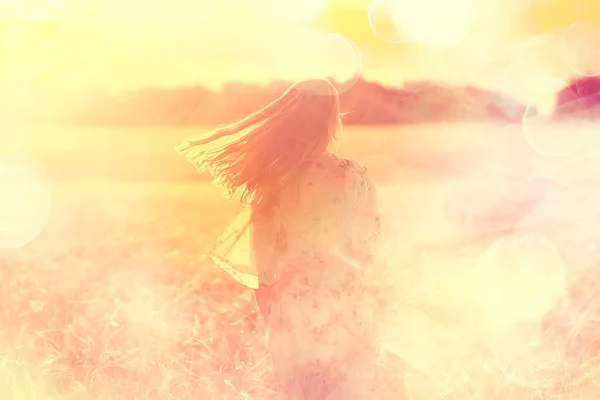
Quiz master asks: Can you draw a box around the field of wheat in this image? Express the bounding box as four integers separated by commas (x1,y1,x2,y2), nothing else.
2,123,600,399
0,179,412,399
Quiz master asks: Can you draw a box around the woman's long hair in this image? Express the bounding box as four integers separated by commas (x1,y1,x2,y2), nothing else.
176,79,342,207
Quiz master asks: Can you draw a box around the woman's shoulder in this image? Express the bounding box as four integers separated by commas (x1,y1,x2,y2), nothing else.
316,153,368,177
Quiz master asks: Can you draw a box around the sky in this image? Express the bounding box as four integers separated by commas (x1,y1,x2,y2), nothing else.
1,0,600,108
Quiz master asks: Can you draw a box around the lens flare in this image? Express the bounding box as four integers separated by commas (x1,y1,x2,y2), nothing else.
522,76,591,157
367,0,408,43
562,21,600,77
517,185,600,282
383,305,478,400
522,110,589,158
0,157,52,249
479,232,566,323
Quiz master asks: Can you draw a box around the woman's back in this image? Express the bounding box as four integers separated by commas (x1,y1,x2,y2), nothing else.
272,152,380,268
255,153,380,398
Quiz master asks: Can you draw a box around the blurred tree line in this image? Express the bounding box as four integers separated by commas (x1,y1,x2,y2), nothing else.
0,76,530,126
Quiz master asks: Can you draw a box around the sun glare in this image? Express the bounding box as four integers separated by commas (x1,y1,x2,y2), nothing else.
386,0,474,47
4,0,600,398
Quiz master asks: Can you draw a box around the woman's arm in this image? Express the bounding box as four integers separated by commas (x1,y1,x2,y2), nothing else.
250,203,281,287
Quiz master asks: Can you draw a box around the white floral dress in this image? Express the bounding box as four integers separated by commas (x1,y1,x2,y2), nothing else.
208,153,381,399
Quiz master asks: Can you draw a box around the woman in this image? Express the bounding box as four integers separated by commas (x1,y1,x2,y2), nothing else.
176,79,381,399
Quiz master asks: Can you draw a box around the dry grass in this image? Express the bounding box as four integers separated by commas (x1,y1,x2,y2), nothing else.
0,182,273,399
0,181,410,400
0,176,600,400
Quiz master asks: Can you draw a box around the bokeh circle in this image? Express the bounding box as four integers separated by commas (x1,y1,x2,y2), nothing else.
562,21,600,77
0,156,52,249
522,76,591,157
478,232,566,323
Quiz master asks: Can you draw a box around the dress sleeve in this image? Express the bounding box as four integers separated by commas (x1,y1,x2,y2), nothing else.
207,206,261,289
250,201,283,288
206,201,282,289
341,161,381,266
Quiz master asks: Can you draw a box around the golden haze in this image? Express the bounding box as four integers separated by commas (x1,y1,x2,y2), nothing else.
0,0,599,107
